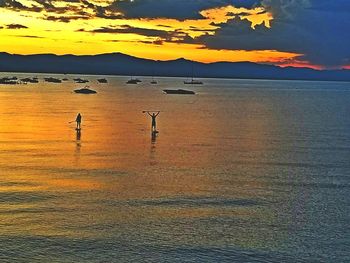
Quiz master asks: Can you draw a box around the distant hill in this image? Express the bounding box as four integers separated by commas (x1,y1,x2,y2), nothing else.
0,52,350,81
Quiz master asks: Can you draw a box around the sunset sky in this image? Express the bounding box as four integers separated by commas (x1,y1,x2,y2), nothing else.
0,0,349,69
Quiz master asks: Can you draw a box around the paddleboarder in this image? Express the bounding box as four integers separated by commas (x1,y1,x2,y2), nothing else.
76,113,82,130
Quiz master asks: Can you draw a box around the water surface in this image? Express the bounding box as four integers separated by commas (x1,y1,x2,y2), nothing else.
0,74,349,262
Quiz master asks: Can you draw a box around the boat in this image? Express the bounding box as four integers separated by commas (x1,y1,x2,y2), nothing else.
163,89,195,95
62,78,69,81
184,79,203,85
97,78,108,83
74,86,97,94
0,77,18,85
74,78,89,83
21,77,39,83
44,77,62,83
150,76,157,84
126,78,139,84
184,61,203,85
3,76,18,81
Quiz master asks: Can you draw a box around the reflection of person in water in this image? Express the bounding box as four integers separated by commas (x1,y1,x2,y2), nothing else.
76,113,82,130
151,130,157,143
147,111,160,132
76,129,81,141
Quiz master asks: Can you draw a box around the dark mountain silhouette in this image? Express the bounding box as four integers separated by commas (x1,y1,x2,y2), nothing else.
0,52,349,81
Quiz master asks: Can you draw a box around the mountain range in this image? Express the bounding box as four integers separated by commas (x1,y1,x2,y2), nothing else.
1,52,350,81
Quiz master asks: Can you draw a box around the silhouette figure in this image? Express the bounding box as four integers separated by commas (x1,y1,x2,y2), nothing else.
76,113,82,130
146,111,160,133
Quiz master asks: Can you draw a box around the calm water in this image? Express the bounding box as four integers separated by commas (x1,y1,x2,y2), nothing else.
0,74,349,262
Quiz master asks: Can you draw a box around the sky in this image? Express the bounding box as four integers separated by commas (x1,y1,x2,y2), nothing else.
0,0,349,69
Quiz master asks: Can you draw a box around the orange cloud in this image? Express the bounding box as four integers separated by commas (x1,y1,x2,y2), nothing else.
0,2,316,68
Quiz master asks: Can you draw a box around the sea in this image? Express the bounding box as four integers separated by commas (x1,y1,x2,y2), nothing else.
0,73,349,262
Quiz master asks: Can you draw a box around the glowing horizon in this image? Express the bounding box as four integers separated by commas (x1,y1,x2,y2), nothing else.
0,1,347,69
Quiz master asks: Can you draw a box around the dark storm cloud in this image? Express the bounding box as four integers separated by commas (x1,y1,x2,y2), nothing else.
115,0,200,20
78,25,194,44
1,0,94,20
112,0,233,20
94,5,123,20
0,0,260,21
105,38,164,45
1,0,42,11
16,35,44,38
200,0,350,67
46,15,90,22
7,23,28,29
80,24,171,37
156,24,172,28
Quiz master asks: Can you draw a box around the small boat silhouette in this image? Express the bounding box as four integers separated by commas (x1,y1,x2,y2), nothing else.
74,86,97,94
126,78,138,84
184,79,203,85
97,78,108,83
44,77,62,83
21,77,39,83
184,61,203,84
0,77,18,85
74,78,89,83
163,89,195,95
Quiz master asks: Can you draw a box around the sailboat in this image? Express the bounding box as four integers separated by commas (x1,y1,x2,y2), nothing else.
150,76,157,84
184,61,203,85
184,79,203,85
126,76,140,84
150,67,158,84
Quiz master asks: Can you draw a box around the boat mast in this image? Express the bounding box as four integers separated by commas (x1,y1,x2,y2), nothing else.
191,61,194,81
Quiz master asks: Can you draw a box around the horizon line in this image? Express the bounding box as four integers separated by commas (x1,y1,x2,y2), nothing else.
0,51,328,71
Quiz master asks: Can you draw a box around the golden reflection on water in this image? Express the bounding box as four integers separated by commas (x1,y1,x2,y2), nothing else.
0,75,290,252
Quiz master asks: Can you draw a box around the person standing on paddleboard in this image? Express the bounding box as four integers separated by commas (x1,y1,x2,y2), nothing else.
76,113,82,130
147,111,159,132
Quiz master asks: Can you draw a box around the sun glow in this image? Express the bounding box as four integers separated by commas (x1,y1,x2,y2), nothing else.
0,2,303,66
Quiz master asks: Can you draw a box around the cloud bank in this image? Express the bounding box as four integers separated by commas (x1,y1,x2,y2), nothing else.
199,0,350,67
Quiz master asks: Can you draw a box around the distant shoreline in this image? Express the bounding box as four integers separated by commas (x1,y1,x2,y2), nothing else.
1,52,350,82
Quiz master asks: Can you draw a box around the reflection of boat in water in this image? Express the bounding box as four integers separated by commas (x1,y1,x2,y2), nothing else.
74,86,97,94
97,78,108,83
163,89,195,95
44,77,62,83
74,78,89,83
